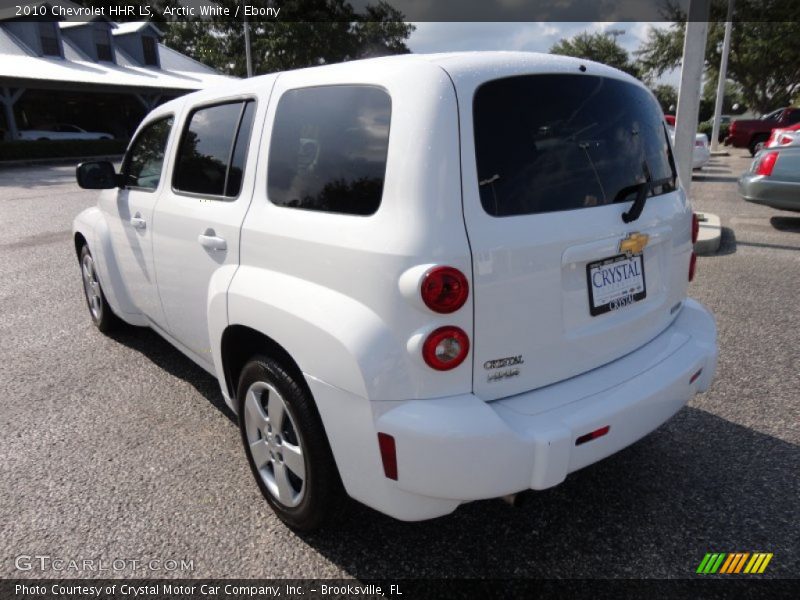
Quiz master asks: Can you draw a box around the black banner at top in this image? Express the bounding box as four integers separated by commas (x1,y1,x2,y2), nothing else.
0,0,797,23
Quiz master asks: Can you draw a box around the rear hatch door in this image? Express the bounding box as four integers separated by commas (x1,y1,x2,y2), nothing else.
454,71,692,401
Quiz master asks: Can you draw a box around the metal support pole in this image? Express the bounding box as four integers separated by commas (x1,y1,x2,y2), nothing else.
710,0,734,152
675,0,711,198
243,10,253,78
1,86,23,141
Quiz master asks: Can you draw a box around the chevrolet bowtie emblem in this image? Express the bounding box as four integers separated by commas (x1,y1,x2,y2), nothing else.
619,232,649,256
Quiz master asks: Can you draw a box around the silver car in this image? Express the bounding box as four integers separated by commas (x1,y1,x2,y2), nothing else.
739,146,800,212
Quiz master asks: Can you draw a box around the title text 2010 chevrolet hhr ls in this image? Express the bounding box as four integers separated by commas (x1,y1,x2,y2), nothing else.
73,52,717,530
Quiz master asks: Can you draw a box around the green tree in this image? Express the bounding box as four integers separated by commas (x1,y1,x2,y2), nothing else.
636,1,800,114
651,84,678,113
550,30,641,78
160,0,414,76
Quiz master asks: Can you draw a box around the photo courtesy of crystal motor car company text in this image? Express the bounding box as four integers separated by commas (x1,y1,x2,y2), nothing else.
72,47,717,531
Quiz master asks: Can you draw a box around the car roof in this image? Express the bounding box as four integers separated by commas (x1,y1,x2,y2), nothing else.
154,51,645,117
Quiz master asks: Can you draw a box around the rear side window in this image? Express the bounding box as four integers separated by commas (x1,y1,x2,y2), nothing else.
173,100,256,199
124,116,173,191
267,85,391,216
473,74,677,217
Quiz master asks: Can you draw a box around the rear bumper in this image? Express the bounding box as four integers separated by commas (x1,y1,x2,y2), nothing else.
739,174,800,212
311,299,717,521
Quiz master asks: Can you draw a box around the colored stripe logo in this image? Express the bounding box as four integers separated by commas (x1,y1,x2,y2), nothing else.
696,552,773,574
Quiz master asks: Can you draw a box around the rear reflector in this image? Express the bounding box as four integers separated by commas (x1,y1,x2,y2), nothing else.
377,433,398,480
575,425,610,446
689,252,697,282
690,368,703,384
692,213,700,244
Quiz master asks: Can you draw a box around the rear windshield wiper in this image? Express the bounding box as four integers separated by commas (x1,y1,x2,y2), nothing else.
614,175,673,224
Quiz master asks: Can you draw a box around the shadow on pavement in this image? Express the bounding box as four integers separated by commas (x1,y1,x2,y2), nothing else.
712,226,737,256
770,216,800,233
108,325,236,424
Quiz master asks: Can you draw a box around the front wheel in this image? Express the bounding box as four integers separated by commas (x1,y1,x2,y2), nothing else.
238,356,344,531
79,245,119,333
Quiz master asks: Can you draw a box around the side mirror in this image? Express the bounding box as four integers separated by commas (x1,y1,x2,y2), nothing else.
76,161,120,189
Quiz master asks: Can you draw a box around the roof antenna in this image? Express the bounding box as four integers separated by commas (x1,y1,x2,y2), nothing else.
579,65,587,72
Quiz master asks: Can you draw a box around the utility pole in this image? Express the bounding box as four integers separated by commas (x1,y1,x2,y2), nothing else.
243,7,253,78
710,0,734,152
674,0,711,198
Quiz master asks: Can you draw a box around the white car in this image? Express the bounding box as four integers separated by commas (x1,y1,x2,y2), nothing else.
19,123,113,141
73,52,717,531
667,125,710,170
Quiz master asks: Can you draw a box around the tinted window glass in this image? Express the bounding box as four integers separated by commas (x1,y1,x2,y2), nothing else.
142,36,158,66
267,86,390,216
94,28,113,61
173,102,247,197
39,22,60,56
473,74,677,217
124,117,173,190
784,110,800,125
226,101,256,197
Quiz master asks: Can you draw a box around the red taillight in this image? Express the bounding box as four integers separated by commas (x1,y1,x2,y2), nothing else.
422,326,469,370
420,266,469,314
766,130,778,146
779,135,793,145
692,213,700,245
754,151,779,176
688,252,697,282
377,432,397,480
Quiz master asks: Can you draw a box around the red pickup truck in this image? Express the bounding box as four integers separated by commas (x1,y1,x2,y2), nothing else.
726,107,800,155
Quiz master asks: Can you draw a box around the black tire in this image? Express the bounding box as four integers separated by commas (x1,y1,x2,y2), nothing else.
237,355,344,531
749,135,768,156
79,244,119,333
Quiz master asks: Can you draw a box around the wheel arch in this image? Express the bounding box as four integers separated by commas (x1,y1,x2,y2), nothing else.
220,325,308,408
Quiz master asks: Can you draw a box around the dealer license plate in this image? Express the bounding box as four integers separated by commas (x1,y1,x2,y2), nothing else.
586,253,646,316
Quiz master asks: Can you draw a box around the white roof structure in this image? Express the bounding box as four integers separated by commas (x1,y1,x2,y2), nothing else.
0,25,231,91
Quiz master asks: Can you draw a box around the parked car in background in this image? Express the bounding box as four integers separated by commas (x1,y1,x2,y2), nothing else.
725,107,800,156
699,114,732,143
763,122,800,149
19,124,113,141
667,125,710,170
739,146,800,212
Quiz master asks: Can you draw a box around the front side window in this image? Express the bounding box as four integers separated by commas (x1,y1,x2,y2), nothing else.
123,117,173,190
473,74,677,217
172,101,255,198
267,85,391,216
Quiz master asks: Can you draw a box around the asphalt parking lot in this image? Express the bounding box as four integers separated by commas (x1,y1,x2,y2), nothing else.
0,152,798,580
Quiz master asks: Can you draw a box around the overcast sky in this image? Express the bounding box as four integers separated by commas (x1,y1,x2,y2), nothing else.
407,22,680,85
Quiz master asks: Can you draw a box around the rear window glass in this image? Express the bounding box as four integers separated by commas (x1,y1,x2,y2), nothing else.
267,85,391,216
473,74,677,217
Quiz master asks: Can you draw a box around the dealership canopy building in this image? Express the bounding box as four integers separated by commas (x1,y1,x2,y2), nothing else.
0,0,232,141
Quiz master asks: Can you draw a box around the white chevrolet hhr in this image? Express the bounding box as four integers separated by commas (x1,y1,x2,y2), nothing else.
73,52,717,531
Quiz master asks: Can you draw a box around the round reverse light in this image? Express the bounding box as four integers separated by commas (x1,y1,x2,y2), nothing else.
422,326,470,371
420,266,469,314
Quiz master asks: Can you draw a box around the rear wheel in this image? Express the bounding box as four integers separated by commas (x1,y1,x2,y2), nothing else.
749,134,768,156
238,355,343,531
79,245,119,333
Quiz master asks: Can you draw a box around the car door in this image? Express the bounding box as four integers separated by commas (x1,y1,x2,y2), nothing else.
100,114,174,328
152,97,261,367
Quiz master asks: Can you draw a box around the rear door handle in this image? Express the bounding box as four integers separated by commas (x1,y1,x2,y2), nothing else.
198,229,227,251
130,214,146,230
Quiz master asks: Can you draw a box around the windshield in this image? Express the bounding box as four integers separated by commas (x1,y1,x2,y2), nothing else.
473,74,677,217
